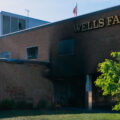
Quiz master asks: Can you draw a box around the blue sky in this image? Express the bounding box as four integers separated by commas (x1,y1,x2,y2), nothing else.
0,0,120,22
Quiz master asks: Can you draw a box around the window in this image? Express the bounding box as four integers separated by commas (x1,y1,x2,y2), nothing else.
19,19,26,30
3,15,10,34
58,39,74,55
0,52,11,59
26,47,38,59
11,17,26,32
11,17,19,32
2,15,26,35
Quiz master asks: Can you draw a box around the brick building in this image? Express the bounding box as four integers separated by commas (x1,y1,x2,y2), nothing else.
0,5,120,109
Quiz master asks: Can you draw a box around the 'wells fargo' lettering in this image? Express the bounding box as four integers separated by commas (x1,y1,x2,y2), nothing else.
74,15,120,33
112,15,120,25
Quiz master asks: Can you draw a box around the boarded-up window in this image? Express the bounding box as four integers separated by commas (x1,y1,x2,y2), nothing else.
3,15,10,34
58,39,74,55
0,52,11,59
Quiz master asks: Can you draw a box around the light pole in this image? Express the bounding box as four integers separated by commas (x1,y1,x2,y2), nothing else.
25,9,30,28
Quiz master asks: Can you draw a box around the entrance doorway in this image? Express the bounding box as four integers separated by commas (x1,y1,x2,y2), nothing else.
53,77,85,108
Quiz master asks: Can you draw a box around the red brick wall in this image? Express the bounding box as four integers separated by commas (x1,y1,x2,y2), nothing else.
0,27,51,61
50,7,120,77
0,61,53,108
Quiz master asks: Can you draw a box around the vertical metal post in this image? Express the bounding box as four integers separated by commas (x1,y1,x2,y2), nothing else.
25,9,30,28
85,74,92,110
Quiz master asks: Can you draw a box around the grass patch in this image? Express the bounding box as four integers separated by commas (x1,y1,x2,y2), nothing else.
0,109,119,120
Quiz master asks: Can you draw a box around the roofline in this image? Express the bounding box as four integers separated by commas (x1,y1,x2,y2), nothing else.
1,5,120,38
1,11,50,23
0,58,50,66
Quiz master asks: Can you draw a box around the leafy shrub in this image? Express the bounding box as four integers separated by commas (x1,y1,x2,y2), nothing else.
0,99,16,110
16,101,33,109
95,52,120,111
37,100,47,109
0,100,33,110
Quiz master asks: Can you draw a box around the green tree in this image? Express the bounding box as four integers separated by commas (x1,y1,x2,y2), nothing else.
95,52,120,111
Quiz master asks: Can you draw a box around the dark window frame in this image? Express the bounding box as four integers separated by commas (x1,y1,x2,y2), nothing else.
58,39,75,55
26,46,38,60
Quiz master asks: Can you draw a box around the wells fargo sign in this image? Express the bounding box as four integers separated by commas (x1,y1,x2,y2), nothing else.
74,15,120,33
